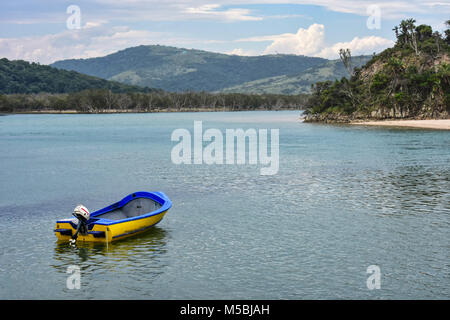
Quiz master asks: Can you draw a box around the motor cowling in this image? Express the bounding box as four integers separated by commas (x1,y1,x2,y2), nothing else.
72,204,90,238
73,204,90,221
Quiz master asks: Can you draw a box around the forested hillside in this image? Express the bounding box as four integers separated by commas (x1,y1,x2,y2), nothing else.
305,19,450,122
0,58,153,94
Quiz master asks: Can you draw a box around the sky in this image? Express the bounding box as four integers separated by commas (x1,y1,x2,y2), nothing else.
0,0,448,64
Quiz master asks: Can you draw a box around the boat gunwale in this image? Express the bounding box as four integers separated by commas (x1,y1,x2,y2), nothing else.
56,191,172,226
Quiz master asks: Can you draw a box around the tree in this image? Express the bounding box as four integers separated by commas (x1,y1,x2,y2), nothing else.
338,48,360,109
406,19,419,55
117,93,132,110
416,24,432,41
339,48,354,77
104,89,117,110
395,19,419,55
433,31,442,53
445,20,450,45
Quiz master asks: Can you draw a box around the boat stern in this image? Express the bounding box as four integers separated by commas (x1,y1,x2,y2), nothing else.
54,219,112,242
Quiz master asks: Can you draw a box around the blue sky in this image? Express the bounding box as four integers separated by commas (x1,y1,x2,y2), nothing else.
0,1,448,64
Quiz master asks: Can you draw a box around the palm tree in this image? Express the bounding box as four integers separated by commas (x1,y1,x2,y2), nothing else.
445,20,450,44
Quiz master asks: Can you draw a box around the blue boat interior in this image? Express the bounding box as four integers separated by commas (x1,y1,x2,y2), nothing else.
97,197,162,221
57,191,171,229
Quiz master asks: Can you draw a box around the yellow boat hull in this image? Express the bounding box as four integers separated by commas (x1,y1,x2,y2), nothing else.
55,210,167,243
54,191,171,243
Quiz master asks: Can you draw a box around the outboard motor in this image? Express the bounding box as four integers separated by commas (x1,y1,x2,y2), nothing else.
70,204,90,243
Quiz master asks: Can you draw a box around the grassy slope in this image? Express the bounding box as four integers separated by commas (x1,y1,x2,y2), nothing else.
219,56,372,94
51,45,327,92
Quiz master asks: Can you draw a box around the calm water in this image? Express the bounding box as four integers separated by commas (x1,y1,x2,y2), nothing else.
0,111,448,299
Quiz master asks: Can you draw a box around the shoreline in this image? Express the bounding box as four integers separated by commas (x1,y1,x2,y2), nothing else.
1,107,300,115
350,119,450,130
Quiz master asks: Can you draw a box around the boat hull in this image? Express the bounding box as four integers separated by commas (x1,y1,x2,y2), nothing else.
54,191,171,243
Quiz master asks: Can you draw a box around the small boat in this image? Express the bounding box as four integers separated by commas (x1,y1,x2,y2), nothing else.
54,191,172,243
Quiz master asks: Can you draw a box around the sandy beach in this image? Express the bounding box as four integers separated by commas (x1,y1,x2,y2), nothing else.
351,119,450,130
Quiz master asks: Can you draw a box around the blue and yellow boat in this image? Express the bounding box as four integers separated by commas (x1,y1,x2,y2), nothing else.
54,191,172,243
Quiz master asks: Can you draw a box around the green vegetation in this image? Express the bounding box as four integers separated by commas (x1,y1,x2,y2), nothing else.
0,58,154,94
219,56,372,94
50,45,327,93
0,90,309,113
0,57,310,113
305,19,450,121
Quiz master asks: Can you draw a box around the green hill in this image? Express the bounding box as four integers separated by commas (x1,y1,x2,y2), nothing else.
0,58,153,94
50,45,327,92
305,19,450,122
219,56,372,94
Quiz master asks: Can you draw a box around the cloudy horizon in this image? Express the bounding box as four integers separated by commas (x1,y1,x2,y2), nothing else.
0,1,448,64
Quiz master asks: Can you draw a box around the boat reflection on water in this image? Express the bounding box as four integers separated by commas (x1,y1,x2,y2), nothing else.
51,227,169,297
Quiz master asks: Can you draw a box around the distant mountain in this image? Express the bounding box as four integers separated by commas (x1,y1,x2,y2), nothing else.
219,56,373,94
51,45,327,92
0,58,152,94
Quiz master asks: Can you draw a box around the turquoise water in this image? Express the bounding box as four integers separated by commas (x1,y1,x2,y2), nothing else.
0,111,448,299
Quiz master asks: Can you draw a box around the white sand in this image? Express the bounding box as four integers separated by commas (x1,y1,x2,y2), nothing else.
351,119,450,130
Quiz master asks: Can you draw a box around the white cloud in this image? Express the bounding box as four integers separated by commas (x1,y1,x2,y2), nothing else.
0,21,396,64
91,0,450,21
0,20,256,64
262,24,326,56
238,24,394,59
0,25,169,64
3,1,448,26
185,4,262,21
317,36,394,59
0,1,440,63
225,48,260,56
